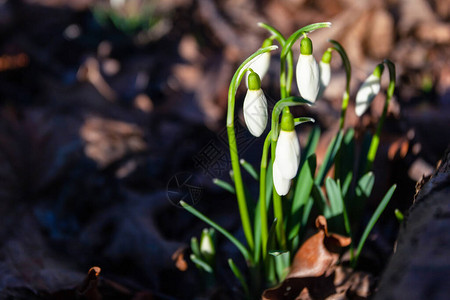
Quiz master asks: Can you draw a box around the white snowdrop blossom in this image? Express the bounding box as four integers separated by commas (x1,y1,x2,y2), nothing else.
319,61,331,97
243,71,267,137
273,111,301,196
245,52,271,88
355,73,382,117
272,162,292,196
274,130,300,179
296,37,320,103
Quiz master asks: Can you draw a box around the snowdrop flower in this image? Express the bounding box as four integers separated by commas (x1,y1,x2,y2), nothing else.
273,110,300,196
296,36,320,103
318,49,332,99
355,64,384,116
243,70,268,137
245,38,272,88
200,228,215,265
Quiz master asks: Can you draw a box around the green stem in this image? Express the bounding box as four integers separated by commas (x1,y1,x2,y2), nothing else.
328,40,351,130
271,139,286,250
259,132,272,260
227,46,278,251
365,59,395,172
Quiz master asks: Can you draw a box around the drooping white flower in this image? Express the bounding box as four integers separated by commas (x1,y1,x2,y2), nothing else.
355,64,384,116
296,36,320,103
318,48,332,99
274,130,300,179
200,228,215,265
272,162,291,196
245,38,272,88
243,71,268,137
273,110,301,196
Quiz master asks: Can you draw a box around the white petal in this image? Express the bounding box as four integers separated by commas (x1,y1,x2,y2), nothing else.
296,54,320,103
355,74,381,116
318,61,331,98
243,89,268,137
245,52,270,88
274,130,301,179
273,161,291,196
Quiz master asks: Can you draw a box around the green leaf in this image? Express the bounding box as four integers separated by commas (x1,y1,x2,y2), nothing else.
270,251,290,282
395,209,404,223
190,237,201,258
353,184,397,267
356,172,375,199
190,254,213,273
302,126,321,164
228,258,250,297
180,201,252,263
316,130,344,186
266,218,278,253
288,154,317,241
212,178,235,194
335,128,355,198
240,159,259,180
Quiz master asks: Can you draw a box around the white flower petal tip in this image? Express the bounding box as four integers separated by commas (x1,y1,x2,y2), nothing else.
318,61,331,98
274,130,301,179
243,89,268,137
245,52,271,88
355,74,381,117
296,54,320,103
273,162,291,196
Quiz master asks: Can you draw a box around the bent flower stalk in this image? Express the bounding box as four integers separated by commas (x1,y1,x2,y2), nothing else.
243,70,268,137
296,36,320,103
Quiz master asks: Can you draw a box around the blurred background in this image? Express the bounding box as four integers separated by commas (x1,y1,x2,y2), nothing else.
0,0,448,299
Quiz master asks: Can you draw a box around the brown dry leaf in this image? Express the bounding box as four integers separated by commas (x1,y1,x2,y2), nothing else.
76,267,102,300
262,216,352,300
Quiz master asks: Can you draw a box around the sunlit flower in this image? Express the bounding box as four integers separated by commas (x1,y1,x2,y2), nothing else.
245,38,272,88
296,36,320,103
273,162,291,196
243,70,268,137
355,64,384,116
273,110,300,196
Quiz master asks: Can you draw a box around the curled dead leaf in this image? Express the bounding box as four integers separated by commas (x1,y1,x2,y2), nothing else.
263,216,353,300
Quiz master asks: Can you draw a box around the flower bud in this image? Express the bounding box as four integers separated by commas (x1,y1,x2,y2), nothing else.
200,228,215,265
273,161,291,196
245,38,272,88
355,64,384,116
296,36,320,102
273,110,300,196
318,49,332,98
243,71,268,137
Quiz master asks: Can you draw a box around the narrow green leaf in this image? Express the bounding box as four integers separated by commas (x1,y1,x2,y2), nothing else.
271,251,290,282
316,130,344,186
190,254,213,273
302,126,321,164
289,154,316,241
180,201,252,263
240,159,259,180
266,218,278,253
335,128,355,197
353,184,397,267
228,258,250,297
212,178,235,194
190,237,201,258
356,172,375,199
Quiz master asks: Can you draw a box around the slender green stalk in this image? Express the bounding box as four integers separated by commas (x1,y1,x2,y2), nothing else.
227,46,278,251
365,60,396,172
228,259,250,298
259,132,272,260
328,40,351,130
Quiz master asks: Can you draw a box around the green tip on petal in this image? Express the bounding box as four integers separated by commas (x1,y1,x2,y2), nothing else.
373,63,385,78
247,69,261,90
280,110,295,131
262,38,273,48
300,36,313,55
321,49,332,63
